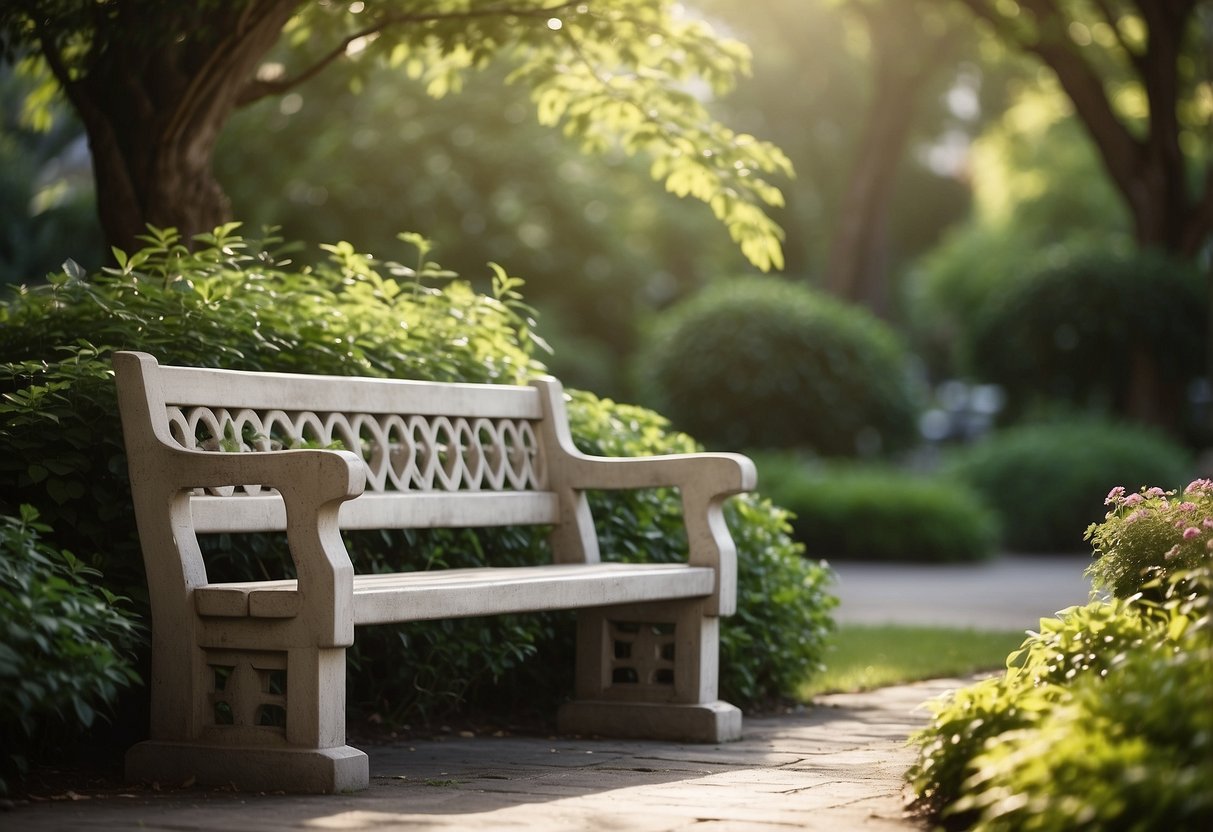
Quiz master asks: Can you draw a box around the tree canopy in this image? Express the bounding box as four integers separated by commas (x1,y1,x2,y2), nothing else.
952,0,1213,257
0,1,792,270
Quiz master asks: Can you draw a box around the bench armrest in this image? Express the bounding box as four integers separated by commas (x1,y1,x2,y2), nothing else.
532,378,755,616
137,444,366,646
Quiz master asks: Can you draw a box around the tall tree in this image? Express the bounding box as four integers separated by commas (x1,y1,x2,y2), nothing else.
0,1,791,270
951,0,1213,258
824,0,966,312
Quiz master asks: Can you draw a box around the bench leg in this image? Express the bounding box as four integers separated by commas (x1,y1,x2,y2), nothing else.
126,645,368,793
557,600,742,743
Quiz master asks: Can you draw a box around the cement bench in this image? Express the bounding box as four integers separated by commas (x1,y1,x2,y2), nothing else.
113,351,755,793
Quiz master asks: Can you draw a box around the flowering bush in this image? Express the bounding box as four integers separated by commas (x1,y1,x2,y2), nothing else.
1086,479,1213,599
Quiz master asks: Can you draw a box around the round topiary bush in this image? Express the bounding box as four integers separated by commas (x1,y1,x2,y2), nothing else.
946,419,1194,552
968,248,1207,433
752,454,998,562
635,277,920,456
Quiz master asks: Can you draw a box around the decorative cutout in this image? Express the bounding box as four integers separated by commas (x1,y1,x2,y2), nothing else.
608,621,676,690
166,406,546,494
205,650,288,735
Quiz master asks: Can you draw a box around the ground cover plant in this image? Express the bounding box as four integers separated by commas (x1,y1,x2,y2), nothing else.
753,454,998,562
799,625,1025,699
0,226,836,786
906,479,1213,830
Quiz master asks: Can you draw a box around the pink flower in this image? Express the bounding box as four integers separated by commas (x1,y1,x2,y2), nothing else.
1124,493,1144,507
1184,479,1213,495
1179,502,1198,512
1145,487,1166,499
1204,518,1213,529
1105,486,1126,505
1183,527,1201,540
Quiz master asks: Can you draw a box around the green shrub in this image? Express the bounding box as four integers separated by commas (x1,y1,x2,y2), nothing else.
634,276,920,456
907,489,1213,831
0,226,836,730
1086,479,1213,600
752,454,998,562
946,419,1193,552
956,643,1213,832
0,505,140,795
967,248,1206,433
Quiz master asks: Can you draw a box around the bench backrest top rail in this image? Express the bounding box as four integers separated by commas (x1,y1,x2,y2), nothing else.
152,362,544,419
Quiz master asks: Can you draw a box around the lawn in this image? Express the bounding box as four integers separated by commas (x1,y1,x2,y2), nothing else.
799,624,1027,699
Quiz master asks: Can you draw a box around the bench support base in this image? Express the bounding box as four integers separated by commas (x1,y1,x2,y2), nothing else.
125,740,369,793
557,699,742,743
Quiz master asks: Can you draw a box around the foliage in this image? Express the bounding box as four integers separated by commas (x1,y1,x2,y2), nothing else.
908,586,1212,829
0,226,836,727
949,0,1213,257
752,454,998,562
635,276,920,456
904,103,1132,380
0,505,140,795
215,60,748,399
945,418,1193,552
0,63,101,284
968,247,1207,429
1086,479,1213,601
1,1,791,271
907,493,1213,831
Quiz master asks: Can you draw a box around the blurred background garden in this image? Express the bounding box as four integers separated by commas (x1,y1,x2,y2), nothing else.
1,0,1211,819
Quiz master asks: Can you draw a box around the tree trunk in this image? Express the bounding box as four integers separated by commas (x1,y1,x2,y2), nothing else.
825,4,958,315
42,1,299,254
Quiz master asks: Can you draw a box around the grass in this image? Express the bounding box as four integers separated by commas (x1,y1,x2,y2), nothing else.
799,624,1027,699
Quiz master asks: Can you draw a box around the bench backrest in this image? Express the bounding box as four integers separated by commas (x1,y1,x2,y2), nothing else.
115,352,572,535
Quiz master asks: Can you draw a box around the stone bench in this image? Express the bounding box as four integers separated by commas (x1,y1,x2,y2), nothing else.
113,351,755,793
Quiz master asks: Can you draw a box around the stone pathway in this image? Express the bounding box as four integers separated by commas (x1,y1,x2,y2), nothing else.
5,677,968,831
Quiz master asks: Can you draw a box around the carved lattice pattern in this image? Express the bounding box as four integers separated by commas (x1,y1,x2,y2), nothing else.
206,649,288,735
164,406,546,494
609,621,676,689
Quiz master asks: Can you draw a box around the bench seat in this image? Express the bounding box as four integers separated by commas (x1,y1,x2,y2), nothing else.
195,562,716,623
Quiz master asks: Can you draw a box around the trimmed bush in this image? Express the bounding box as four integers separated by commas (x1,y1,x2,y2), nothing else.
753,454,998,562
0,506,140,795
634,277,920,456
946,419,1193,552
0,226,836,734
968,248,1206,433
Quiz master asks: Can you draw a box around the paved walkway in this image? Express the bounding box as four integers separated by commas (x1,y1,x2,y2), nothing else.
832,553,1095,631
7,677,965,831
6,555,1094,830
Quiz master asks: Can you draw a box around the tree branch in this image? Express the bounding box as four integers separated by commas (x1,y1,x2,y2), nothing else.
1091,0,1146,70
956,0,1144,212
162,0,299,146
237,0,582,106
